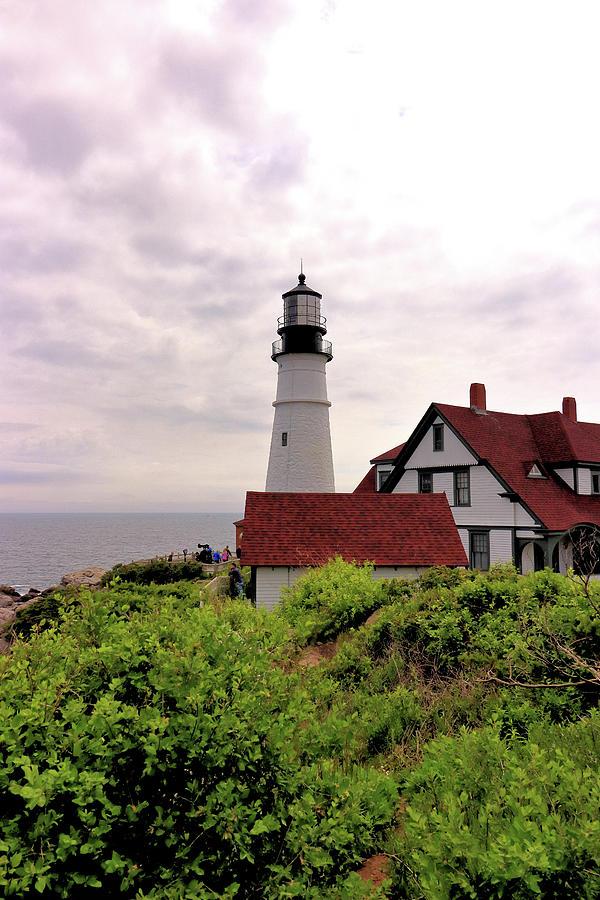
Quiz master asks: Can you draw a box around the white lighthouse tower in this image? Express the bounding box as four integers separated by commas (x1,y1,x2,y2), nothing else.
265,273,335,492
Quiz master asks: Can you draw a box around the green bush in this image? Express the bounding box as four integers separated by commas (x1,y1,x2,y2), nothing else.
278,557,389,644
0,586,397,898
101,558,206,586
5,562,600,897
12,591,67,640
393,718,600,899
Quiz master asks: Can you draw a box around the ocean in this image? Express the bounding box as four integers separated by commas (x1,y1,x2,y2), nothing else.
0,512,241,595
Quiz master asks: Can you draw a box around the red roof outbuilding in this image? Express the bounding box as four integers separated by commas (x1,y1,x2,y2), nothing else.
242,491,468,568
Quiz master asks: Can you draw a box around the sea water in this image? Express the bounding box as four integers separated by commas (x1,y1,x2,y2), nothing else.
0,512,241,594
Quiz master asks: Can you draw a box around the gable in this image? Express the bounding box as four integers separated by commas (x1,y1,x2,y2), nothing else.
404,415,478,469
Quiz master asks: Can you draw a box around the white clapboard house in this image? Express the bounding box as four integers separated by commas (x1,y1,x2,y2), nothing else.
355,383,600,575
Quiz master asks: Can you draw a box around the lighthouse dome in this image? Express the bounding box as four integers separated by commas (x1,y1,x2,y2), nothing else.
281,273,323,328
272,273,332,360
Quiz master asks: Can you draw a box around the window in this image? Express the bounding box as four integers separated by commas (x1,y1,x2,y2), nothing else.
433,423,444,451
592,471,600,494
454,469,470,506
470,531,490,570
281,432,288,447
377,469,391,490
419,471,432,493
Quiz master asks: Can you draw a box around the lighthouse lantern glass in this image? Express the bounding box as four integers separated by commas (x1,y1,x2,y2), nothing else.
284,292,320,327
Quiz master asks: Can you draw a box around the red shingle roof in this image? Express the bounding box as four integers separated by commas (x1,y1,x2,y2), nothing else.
370,442,405,463
242,491,468,567
435,404,600,531
353,465,376,493
354,444,406,493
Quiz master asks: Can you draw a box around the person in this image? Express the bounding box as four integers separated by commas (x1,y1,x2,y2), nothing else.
229,563,244,598
168,551,173,562
199,545,211,564
183,548,188,562
213,550,221,563
222,546,230,562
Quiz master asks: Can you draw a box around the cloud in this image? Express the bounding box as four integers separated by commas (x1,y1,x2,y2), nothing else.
0,470,86,485
4,96,94,175
0,235,89,275
160,36,262,133
1,0,599,511
250,139,308,190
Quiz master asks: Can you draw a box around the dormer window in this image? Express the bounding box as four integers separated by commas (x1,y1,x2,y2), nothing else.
433,423,444,452
527,463,546,479
377,468,392,490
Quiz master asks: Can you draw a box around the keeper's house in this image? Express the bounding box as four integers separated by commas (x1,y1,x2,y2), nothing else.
357,383,600,575
241,491,467,611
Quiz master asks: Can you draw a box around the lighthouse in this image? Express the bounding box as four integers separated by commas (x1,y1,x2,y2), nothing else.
265,273,335,492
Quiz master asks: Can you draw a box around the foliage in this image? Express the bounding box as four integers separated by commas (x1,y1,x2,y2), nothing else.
277,557,389,644
12,590,70,640
101,558,206,586
4,561,600,897
393,717,600,898
0,584,396,898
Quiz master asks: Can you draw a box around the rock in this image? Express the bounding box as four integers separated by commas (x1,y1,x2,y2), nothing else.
18,589,42,602
0,607,16,629
60,567,106,589
0,593,17,609
0,585,20,597
14,598,38,612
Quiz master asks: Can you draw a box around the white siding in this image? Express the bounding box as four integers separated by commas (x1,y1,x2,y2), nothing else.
434,471,454,503
394,464,534,528
578,467,592,495
452,466,535,527
405,418,477,469
393,469,418,492
489,530,513,565
256,565,433,610
256,566,309,611
554,467,575,489
465,529,513,568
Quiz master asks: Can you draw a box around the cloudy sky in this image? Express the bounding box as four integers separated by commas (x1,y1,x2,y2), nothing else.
1,0,599,513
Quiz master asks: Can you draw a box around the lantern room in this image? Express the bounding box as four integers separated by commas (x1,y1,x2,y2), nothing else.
272,273,333,360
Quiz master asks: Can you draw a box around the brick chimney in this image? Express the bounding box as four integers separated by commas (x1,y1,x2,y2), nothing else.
562,396,577,422
470,383,487,414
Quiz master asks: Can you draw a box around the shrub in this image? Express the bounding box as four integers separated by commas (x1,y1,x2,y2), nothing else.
13,588,79,640
101,558,206,586
278,557,389,644
392,718,600,899
0,586,397,898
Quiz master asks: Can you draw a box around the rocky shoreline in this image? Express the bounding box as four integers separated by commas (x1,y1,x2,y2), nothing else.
0,566,107,653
